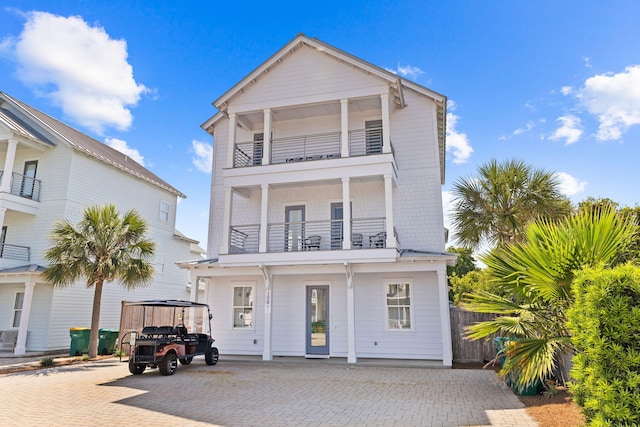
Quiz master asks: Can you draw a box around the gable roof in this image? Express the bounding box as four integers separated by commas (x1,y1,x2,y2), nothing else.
0,92,186,198
204,33,447,182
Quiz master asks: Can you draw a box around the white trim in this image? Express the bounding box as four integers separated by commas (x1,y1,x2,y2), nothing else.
383,278,414,332
159,199,170,223
232,281,256,330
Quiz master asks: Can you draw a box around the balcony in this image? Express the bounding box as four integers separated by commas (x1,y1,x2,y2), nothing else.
227,218,391,255
0,243,31,262
0,171,41,202
232,127,385,168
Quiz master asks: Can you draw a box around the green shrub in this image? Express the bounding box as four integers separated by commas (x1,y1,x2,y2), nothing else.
568,264,640,426
40,357,55,367
81,353,91,361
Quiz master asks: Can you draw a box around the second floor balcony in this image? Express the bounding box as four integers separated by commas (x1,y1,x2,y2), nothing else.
0,242,31,262
0,171,41,202
226,217,395,255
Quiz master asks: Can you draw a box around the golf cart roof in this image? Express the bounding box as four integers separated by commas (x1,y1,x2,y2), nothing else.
123,300,210,308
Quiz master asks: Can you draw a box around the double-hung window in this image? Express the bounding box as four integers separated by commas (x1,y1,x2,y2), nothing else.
385,281,412,330
233,284,254,328
12,292,24,328
159,200,170,222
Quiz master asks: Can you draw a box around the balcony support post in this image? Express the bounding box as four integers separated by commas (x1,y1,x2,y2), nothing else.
342,178,351,250
259,184,269,253
384,174,395,248
381,94,391,154
262,109,271,165
340,99,349,158
226,113,237,168
1,139,18,193
14,278,35,355
438,266,453,367
220,187,233,254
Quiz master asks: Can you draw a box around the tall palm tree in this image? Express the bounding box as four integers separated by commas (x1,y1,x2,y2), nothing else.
461,206,636,388
451,159,571,250
43,204,155,358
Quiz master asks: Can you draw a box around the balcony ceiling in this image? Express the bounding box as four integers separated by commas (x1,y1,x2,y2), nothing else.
239,97,381,128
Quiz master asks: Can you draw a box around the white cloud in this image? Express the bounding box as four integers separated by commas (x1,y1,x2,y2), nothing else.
549,115,583,145
192,139,213,173
513,121,535,136
578,65,640,141
105,137,145,166
446,101,473,164
1,11,148,133
555,172,587,196
560,86,573,95
385,64,425,81
584,57,592,69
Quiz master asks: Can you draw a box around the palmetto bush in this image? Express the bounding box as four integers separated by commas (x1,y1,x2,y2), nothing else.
461,206,636,389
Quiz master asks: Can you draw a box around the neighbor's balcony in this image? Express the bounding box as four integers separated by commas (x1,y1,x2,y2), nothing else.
232,127,387,168
0,243,31,262
227,218,393,254
0,171,41,202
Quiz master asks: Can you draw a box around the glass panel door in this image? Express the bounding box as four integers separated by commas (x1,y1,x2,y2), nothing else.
285,205,304,252
365,120,382,154
306,285,329,355
330,203,343,250
21,161,37,198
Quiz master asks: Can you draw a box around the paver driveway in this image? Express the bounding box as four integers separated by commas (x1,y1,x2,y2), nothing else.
0,358,537,426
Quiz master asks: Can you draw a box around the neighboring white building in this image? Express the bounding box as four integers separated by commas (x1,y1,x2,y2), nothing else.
0,92,201,355
179,34,456,365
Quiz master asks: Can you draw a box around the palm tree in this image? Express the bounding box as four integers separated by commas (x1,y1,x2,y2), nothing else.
451,159,571,249
461,205,636,388
43,204,155,358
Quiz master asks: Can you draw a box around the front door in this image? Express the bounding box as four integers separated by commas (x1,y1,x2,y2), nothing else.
306,285,329,356
330,203,343,250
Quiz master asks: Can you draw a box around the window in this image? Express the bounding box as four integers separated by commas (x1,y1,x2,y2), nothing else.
253,133,264,166
385,281,411,330
159,200,170,222
12,292,24,328
233,285,254,328
154,255,165,273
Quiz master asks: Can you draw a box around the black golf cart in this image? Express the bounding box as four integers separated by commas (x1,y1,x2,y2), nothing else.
120,300,219,376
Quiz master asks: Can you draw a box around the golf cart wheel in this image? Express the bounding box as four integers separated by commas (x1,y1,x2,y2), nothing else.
129,362,145,375
205,347,219,365
179,356,193,365
159,352,178,376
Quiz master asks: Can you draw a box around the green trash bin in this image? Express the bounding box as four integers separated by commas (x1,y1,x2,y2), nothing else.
98,329,119,355
494,336,542,396
69,327,90,356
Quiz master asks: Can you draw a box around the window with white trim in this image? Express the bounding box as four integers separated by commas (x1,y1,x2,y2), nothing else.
159,200,170,222
12,292,24,328
385,281,412,330
154,255,165,273
233,285,254,328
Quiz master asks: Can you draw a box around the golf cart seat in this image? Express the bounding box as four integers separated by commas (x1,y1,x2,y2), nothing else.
142,326,175,337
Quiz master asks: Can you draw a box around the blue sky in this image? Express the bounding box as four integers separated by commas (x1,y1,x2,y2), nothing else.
1,1,639,249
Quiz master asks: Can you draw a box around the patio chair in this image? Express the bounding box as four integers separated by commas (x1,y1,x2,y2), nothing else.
304,235,321,250
369,231,386,248
351,233,363,248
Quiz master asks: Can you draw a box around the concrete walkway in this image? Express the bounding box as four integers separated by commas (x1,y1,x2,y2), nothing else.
0,356,537,426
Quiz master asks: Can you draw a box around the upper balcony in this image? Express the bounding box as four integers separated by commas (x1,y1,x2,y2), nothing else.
0,171,41,202
232,127,388,168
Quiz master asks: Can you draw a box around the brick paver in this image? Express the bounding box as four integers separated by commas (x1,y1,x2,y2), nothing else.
0,357,537,426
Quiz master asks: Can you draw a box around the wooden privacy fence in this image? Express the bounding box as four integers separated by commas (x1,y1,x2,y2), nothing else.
450,307,497,363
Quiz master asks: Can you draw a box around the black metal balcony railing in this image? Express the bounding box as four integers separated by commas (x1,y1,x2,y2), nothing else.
227,218,388,254
0,243,31,261
231,127,390,168
0,171,41,202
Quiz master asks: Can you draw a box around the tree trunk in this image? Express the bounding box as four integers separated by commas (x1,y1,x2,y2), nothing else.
88,280,104,358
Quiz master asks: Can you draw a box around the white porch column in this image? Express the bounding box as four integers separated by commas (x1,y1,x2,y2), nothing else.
226,113,237,168
262,109,271,165
1,139,18,193
260,266,273,361
340,99,349,158
345,263,356,363
437,267,453,367
342,178,351,250
189,270,199,302
220,187,232,254
380,94,391,154
259,184,269,253
384,174,395,248
0,207,7,232
14,279,35,355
